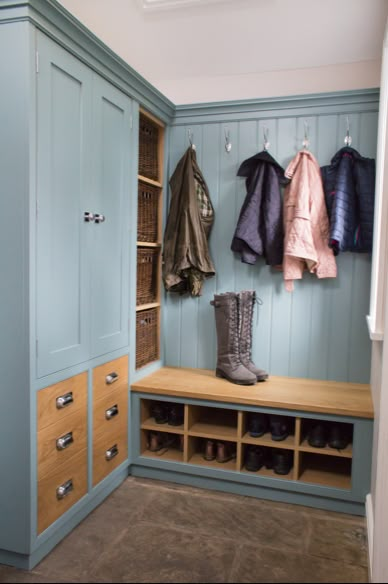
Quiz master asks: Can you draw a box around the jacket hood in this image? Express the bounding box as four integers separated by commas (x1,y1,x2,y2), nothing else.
237,150,289,185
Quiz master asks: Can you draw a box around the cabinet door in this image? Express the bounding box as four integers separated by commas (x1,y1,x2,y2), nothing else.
36,33,93,377
89,74,131,357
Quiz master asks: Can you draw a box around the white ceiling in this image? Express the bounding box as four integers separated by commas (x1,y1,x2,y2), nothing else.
58,0,388,103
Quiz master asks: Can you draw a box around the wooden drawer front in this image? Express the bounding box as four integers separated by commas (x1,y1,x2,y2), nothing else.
93,355,128,402
37,372,87,432
93,387,128,441
38,448,87,534
93,426,128,487
37,408,87,479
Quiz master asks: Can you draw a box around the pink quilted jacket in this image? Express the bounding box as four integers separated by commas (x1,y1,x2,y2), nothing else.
283,150,337,292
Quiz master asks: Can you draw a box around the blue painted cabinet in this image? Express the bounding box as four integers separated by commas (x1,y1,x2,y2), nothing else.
0,0,173,572
36,32,132,377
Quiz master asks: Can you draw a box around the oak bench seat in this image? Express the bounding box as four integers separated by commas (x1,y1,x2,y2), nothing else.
131,366,373,419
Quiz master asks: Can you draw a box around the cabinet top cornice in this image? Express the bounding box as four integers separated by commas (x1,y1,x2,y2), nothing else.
0,0,175,123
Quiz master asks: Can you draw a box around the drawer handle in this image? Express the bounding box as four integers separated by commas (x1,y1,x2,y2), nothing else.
56,431,74,451
105,372,119,385
56,392,74,409
56,479,73,500
105,444,118,461
105,404,119,420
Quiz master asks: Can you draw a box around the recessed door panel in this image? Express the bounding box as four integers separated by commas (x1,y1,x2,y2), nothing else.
36,34,92,376
90,75,131,357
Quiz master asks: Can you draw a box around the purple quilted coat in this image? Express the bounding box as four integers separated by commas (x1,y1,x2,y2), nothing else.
231,151,288,266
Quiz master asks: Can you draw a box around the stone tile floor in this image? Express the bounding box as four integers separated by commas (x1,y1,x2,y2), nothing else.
0,477,369,583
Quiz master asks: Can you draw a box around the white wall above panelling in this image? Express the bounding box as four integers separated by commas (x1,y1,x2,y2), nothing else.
58,0,388,103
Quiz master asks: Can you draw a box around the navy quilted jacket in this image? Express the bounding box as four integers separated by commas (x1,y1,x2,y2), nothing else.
231,151,288,266
321,147,375,254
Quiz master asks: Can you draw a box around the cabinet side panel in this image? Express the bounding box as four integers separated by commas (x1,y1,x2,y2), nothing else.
0,21,31,554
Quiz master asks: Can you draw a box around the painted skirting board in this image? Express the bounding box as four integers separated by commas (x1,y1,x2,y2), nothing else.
366,493,374,581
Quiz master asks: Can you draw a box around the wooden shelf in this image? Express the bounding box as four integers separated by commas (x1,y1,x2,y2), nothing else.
188,422,237,441
189,452,237,472
298,467,351,490
242,432,296,450
142,449,184,463
298,439,353,458
138,174,162,188
241,465,294,481
137,242,161,248
141,417,184,434
136,302,160,312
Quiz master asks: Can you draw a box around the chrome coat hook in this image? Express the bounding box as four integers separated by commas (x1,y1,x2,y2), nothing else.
344,115,352,146
188,129,196,151
263,127,270,151
224,127,232,153
302,121,310,150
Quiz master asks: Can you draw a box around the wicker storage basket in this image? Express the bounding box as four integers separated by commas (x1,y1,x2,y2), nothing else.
136,308,159,368
137,247,159,305
137,181,160,242
139,114,159,181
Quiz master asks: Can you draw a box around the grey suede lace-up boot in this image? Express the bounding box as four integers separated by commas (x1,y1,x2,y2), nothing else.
210,293,257,385
238,290,268,381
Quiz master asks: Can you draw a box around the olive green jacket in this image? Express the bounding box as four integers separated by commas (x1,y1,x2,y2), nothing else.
162,147,215,296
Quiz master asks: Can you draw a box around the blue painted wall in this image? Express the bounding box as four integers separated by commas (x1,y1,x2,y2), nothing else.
163,94,378,383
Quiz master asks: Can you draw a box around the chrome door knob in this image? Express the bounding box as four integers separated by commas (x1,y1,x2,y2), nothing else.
93,213,105,224
84,211,95,222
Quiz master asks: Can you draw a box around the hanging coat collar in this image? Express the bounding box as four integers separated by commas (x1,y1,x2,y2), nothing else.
329,146,371,166
237,150,289,185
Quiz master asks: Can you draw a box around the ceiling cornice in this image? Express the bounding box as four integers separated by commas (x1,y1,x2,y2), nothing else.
136,0,235,11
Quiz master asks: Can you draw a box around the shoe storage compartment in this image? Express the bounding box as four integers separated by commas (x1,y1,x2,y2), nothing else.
187,405,238,440
131,368,373,515
141,429,184,463
241,411,296,449
241,444,294,480
187,436,238,470
297,452,352,490
300,418,353,456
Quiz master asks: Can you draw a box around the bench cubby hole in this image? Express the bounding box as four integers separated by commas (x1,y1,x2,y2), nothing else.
140,398,185,432
140,429,184,463
187,405,238,441
242,411,296,448
300,418,353,457
298,452,352,490
241,444,294,480
187,436,238,471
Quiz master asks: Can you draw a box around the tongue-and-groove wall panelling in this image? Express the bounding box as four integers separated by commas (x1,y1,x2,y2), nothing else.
164,92,379,382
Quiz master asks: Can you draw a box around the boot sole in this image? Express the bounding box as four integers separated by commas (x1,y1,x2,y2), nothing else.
216,369,256,385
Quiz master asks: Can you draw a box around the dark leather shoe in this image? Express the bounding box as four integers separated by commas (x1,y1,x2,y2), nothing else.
248,413,268,437
245,445,264,471
269,415,290,441
151,402,168,424
308,423,327,448
204,439,216,461
328,423,351,450
168,404,184,426
272,449,293,475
